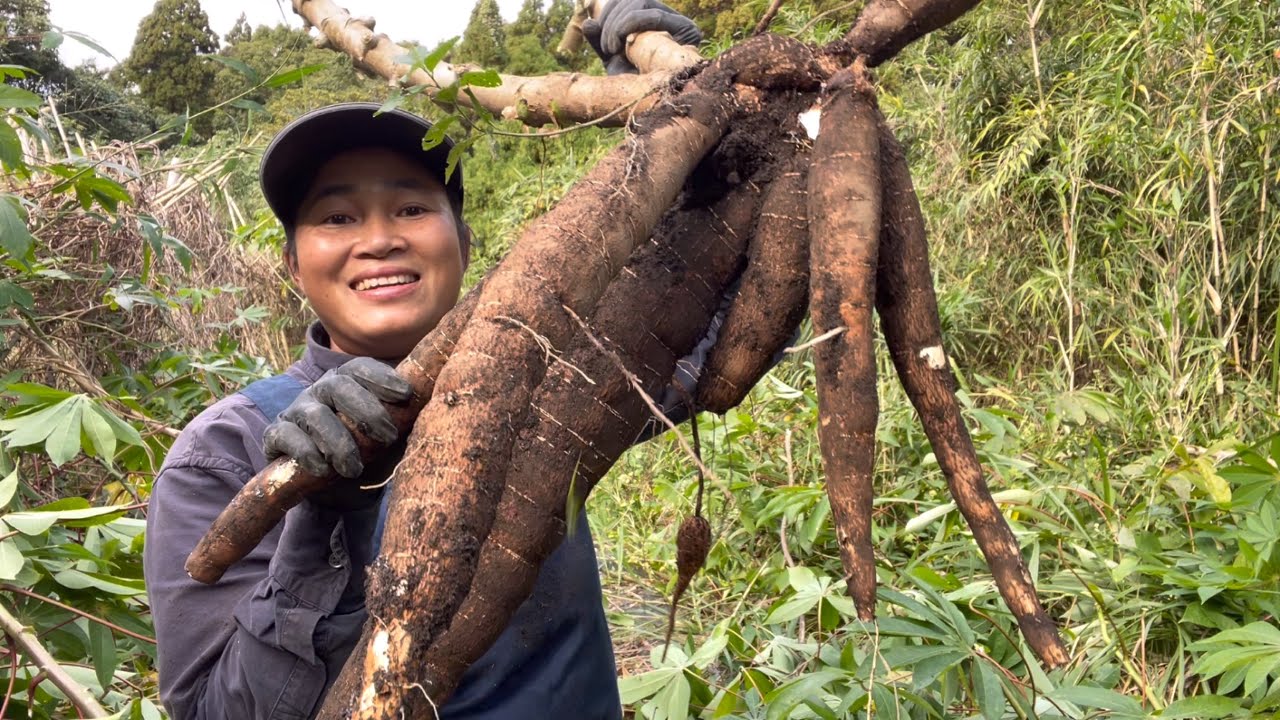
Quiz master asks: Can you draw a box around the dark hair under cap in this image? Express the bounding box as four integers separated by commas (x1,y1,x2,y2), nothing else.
260,102,464,230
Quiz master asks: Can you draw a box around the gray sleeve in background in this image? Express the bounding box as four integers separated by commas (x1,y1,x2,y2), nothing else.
144,399,377,720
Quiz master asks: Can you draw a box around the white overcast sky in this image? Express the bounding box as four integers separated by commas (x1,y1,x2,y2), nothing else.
48,0,526,67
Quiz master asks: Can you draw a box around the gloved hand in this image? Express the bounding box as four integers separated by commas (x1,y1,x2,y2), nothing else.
582,0,703,75
263,357,412,508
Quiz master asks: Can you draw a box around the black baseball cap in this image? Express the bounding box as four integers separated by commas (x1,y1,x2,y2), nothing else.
259,102,463,229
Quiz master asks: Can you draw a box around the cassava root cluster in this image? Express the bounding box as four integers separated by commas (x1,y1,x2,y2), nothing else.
187,1,1070,717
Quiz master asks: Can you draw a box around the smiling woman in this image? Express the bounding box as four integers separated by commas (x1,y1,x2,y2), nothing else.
288,148,468,359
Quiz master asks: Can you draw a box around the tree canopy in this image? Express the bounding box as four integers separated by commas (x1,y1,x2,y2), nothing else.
123,0,219,131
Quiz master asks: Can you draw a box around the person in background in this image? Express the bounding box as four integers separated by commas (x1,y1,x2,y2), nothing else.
143,3,704,718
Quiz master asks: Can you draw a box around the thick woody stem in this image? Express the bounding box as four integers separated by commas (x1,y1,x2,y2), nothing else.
292,0,671,126
0,601,109,717
808,66,882,621
874,113,1069,668
838,0,985,66
184,288,480,584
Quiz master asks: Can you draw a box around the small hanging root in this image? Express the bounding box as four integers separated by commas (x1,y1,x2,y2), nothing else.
807,64,882,622
696,153,812,414
184,288,481,584
664,515,711,660
662,396,711,662
874,112,1070,668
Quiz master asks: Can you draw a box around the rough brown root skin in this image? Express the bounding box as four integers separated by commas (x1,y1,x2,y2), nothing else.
874,114,1070,668
344,85,737,720
838,0,984,67
183,288,480,585
396,156,773,707
807,66,882,622
663,514,711,660
696,153,811,413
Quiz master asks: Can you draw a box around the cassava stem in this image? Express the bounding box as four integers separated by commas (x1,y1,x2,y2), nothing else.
839,0,985,67
183,287,480,584
807,66,882,621
874,113,1070,668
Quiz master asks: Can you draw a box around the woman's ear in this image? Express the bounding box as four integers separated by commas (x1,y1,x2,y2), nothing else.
459,223,473,271
283,246,302,287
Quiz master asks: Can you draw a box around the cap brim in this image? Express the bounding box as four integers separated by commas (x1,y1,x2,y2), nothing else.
260,102,461,228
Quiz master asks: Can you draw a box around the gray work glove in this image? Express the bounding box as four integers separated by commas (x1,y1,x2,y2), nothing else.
263,358,412,508
582,0,703,75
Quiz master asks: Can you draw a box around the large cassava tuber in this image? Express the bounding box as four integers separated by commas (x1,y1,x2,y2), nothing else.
807,66,883,621
190,0,1077,715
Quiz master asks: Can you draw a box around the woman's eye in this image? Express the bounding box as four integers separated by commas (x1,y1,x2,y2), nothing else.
401,205,429,217
323,213,353,225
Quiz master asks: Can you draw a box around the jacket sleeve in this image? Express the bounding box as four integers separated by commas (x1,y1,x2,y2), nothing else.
144,401,378,720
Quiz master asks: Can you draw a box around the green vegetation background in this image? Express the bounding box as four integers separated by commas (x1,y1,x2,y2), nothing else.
0,0,1278,717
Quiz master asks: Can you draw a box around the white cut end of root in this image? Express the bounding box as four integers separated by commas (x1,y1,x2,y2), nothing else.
798,107,821,139
919,345,946,369
372,630,391,671
262,459,297,494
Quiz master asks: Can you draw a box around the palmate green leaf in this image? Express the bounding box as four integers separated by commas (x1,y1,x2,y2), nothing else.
81,404,117,462
0,280,34,310
0,120,23,171
0,467,16,507
424,37,458,72
764,667,846,720
972,659,1004,720
618,666,681,704
53,568,146,595
459,69,502,88
4,504,127,535
0,537,23,579
0,84,41,109
0,193,33,259
88,621,117,691
656,671,691,720
0,395,81,463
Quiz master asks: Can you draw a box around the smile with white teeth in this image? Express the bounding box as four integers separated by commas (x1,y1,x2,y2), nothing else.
353,274,418,291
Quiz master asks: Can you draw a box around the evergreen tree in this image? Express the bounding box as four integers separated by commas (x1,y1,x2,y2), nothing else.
123,0,218,128
503,0,559,76
0,0,70,95
224,12,252,45
456,0,508,68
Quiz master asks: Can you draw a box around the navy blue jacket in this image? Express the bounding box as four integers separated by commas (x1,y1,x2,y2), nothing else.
143,324,621,719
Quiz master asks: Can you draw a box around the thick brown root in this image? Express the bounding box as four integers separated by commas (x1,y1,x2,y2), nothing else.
183,288,480,584
696,153,811,413
348,84,741,719
808,66,882,622
840,0,985,67
391,161,771,710
874,114,1069,668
